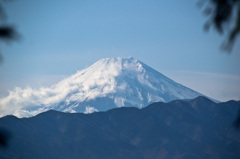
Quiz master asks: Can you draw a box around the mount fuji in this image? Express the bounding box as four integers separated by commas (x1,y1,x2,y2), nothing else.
0,57,204,117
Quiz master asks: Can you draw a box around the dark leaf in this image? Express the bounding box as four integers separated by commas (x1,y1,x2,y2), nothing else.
0,26,19,42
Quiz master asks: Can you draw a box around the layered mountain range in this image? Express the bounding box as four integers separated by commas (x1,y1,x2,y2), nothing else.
0,57,204,117
0,97,239,159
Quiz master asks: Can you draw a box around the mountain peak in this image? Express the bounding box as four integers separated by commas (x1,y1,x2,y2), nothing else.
0,57,204,118
91,57,144,73
190,96,216,105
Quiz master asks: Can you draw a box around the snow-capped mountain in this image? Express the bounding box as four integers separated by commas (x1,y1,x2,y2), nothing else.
0,57,203,117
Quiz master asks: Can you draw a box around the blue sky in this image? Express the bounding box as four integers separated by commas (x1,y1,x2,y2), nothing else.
0,0,239,101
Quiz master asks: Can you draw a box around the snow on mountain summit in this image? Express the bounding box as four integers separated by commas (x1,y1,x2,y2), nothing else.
0,57,203,117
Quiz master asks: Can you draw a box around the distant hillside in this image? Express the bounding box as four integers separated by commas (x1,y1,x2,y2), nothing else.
0,97,239,159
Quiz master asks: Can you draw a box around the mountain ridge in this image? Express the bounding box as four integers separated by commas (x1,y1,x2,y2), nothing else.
0,96,222,119
0,96,239,159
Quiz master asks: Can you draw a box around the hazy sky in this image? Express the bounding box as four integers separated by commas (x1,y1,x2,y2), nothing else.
0,0,240,101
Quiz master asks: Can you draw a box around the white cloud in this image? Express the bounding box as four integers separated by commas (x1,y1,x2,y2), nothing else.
0,61,120,117
84,106,98,114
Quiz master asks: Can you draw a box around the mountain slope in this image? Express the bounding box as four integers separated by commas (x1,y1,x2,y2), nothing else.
0,57,203,117
0,97,239,159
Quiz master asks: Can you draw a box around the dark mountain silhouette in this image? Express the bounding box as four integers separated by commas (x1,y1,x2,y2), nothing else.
0,96,239,159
